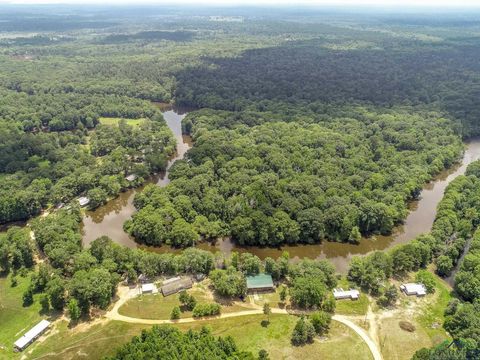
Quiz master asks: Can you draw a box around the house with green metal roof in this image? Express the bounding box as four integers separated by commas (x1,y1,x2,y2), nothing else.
246,274,274,292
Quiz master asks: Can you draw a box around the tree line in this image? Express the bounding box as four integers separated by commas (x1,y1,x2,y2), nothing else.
0,115,175,223
129,107,461,247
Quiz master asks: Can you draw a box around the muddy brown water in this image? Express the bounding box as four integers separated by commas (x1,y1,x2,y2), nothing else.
81,106,192,248
81,110,480,273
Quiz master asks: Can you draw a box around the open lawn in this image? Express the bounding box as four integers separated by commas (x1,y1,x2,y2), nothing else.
28,314,373,360
335,294,369,316
250,287,284,308
333,277,369,316
378,271,452,360
416,272,452,340
0,273,45,359
118,286,251,320
98,117,145,127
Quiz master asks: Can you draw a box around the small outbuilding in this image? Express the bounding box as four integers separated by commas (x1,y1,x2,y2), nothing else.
246,274,274,293
141,283,156,294
77,196,90,207
14,319,51,351
333,288,360,300
125,174,137,182
400,283,427,297
161,277,193,297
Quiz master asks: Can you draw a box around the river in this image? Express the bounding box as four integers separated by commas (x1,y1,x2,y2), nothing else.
81,106,192,248
81,108,480,273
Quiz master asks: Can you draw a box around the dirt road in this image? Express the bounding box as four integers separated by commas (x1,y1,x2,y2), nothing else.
105,286,383,360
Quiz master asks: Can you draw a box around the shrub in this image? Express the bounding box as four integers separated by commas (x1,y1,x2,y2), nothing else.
377,285,398,307
291,316,316,345
179,291,197,311
310,311,332,335
40,294,50,313
68,298,81,321
171,306,181,320
415,270,436,294
192,303,221,318
22,287,34,307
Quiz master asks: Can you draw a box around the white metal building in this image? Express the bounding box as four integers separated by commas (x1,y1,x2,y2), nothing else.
333,288,360,300
141,283,156,294
400,283,427,297
14,319,51,351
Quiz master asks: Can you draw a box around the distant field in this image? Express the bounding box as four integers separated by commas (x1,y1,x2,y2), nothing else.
0,273,45,360
98,117,145,127
28,315,373,360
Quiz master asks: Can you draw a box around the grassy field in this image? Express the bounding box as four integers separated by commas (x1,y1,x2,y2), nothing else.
0,273,45,359
416,273,452,340
118,286,251,320
335,294,369,316
250,287,283,308
333,278,370,316
98,117,145,127
378,271,452,360
28,314,373,360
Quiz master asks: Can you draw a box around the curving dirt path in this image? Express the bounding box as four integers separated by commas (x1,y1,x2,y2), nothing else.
105,286,383,360
332,315,382,360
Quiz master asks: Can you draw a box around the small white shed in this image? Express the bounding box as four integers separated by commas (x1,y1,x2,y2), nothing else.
400,283,427,297
333,288,360,300
141,283,156,294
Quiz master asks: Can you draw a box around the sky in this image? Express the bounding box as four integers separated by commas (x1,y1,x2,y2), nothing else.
2,0,480,7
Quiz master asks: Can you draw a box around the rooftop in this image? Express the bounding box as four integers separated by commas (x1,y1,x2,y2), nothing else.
333,288,360,299
78,196,90,207
401,283,427,296
246,274,274,289
14,319,50,350
161,277,193,296
141,283,156,293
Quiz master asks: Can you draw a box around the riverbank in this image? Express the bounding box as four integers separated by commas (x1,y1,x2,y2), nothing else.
81,106,193,248
80,122,480,273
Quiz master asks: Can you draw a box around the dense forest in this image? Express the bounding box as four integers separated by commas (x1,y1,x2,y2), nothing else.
412,162,480,359
344,160,480,358
0,40,177,223
1,6,480,359
106,325,256,359
0,114,175,223
129,107,461,245
175,38,480,135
